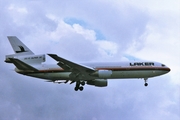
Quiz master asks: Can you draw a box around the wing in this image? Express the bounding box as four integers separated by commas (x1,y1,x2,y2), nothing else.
48,54,95,79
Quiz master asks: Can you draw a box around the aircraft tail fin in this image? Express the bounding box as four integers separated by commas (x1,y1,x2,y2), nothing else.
5,36,46,64
7,36,34,55
9,58,39,71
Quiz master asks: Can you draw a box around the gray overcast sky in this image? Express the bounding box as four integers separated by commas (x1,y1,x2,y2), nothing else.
0,0,179,120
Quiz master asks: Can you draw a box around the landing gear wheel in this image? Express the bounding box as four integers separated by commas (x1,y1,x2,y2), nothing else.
80,81,85,86
74,81,85,91
74,81,80,91
74,87,79,91
144,78,148,87
79,86,84,91
144,83,148,87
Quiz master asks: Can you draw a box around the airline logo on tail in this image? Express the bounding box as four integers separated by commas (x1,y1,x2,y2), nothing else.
15,46,27,53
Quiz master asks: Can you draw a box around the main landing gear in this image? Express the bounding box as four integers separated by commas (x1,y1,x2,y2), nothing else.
74,81,85,91
144,78,148,87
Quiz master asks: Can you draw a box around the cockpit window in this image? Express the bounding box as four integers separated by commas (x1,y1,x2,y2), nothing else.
161,64,165,67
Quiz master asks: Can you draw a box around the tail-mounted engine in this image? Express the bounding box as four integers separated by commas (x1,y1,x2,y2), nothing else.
5,54,45,64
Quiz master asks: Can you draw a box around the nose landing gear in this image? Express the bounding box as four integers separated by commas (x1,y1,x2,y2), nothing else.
144,78,148,87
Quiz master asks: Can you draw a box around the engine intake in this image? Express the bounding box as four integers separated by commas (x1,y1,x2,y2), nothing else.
86,79,107,87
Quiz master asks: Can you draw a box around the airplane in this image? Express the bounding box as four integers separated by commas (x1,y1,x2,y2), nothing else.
5,36,171,91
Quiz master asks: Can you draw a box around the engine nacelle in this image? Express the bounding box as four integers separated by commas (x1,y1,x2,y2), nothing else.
91,70,112,78
86,79,107,87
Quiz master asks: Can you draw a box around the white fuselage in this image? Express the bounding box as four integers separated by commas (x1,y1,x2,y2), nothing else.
16,61,170,81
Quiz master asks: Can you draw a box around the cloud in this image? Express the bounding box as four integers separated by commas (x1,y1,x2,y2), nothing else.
0,0,179,120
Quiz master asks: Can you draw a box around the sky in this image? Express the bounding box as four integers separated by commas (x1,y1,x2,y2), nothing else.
0,0,179,120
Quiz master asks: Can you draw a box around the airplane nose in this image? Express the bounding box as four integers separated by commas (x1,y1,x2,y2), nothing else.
166,67,171,72
168,67,171,72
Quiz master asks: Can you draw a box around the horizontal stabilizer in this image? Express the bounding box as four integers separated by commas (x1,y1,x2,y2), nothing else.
9,58,38,71
5,54,46,64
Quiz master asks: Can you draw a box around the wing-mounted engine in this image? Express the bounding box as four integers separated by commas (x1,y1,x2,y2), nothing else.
86,79,107,87
91,70,112,78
